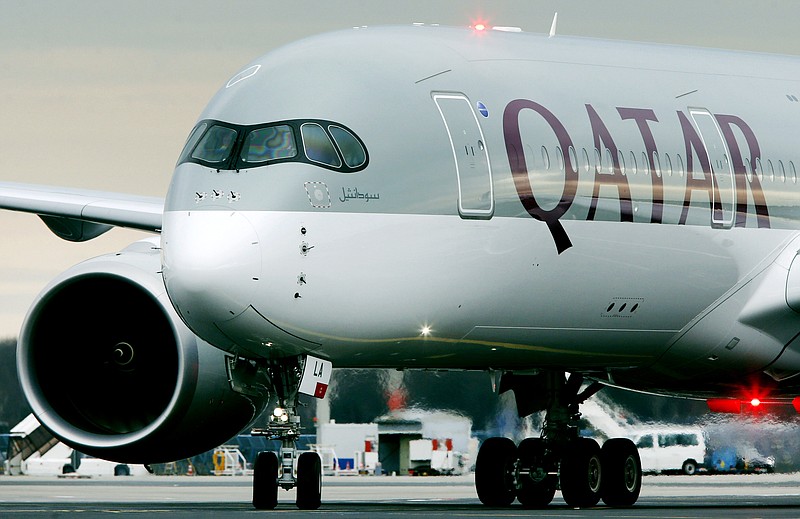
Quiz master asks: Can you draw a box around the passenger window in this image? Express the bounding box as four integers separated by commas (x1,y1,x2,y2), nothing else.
241,125,297,164
191,125,237,164
301,123,342,168
653,151,662,177
618,150,626,175
568,146,578,174
629,151,638,175
556,146,564,172
329,126,366,168
525,144,536,170
637,436,653,449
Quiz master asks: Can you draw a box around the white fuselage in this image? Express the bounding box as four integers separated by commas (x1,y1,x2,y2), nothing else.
160,25,800,397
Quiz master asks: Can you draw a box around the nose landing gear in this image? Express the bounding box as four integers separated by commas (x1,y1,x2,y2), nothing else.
475,371,642,509
228,355,330,510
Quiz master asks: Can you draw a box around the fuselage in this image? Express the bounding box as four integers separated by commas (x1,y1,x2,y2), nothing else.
160,25,800,397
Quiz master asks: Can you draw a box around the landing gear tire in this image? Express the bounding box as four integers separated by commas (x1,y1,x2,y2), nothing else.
253,451,279,510
296,451,322,510
682,460,697,475
600,438,641,506
516,438,557,508
475,437,517,506
560,437,602,508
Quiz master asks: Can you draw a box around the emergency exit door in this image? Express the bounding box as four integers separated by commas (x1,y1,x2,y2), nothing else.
433,93,494,218
689,108,735,228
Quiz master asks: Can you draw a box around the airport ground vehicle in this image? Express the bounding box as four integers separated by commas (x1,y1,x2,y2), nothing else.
631,428,707,475
408,438,464,476
3,415,146,477
708,445,775,474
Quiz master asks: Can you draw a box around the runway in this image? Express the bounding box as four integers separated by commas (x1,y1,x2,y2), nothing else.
2,473,800,518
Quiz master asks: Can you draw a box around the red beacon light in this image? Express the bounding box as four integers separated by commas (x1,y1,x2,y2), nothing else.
470,18,490,33
469,18,522,34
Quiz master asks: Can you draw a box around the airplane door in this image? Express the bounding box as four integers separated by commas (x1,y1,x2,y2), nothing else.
689,108,735,228
433,93,494,218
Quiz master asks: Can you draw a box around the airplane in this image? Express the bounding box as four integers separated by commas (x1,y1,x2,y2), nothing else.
2,21,800,510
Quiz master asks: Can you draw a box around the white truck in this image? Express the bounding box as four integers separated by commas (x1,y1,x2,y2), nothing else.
408,438,464,476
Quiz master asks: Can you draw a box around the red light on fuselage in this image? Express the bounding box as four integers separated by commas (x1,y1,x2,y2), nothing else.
750,398,761,407
470,17,490,34
707,398,741,413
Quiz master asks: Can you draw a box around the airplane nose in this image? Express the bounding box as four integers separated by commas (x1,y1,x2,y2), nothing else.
161,211,261,329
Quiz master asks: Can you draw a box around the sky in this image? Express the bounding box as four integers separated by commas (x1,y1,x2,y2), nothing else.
1,0,800,338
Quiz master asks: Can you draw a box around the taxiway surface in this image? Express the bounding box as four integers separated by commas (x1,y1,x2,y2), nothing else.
2,473,800,518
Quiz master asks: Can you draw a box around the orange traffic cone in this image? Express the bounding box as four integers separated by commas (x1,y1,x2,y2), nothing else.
187,463,194,476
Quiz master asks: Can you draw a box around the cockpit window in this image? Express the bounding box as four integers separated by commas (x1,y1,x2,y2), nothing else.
177,122,208,165
177,118,368,173
191,125,237,164
301,123,342,168
240,125,297,164
329,125,366,168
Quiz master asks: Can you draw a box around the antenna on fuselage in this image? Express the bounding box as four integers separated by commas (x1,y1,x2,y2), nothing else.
549,12,558,38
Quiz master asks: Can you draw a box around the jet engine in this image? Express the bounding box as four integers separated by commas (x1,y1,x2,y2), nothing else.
16,237,267,463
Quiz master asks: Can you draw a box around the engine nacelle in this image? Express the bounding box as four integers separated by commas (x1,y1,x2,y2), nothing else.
16,238,267,463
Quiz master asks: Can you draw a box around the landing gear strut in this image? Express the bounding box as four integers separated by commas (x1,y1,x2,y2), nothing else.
475,371,642,508
229,356,324,510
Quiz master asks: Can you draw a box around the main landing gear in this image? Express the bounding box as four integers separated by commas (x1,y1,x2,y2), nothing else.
475,371,642,508
229,356,323,510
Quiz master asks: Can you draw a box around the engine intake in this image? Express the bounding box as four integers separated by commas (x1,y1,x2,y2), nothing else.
17,239,267,463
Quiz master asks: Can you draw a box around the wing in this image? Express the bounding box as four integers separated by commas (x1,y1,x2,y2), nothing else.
0,181,163,242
